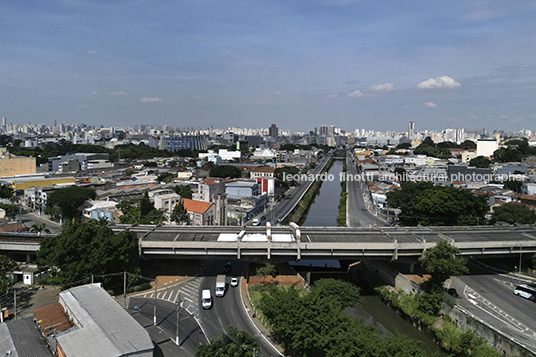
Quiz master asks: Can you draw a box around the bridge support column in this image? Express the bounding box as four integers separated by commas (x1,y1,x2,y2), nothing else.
409,261,415,274
26,254,31,263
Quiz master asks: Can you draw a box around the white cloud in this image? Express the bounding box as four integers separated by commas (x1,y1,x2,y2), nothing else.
140,97,163,103
346,89,364,98
417,76,461,89
401,105,410,109
423,102,438,108
327,94,339,98
369,83,395,92
87,50,97,54
273,91,283,95
192,95,202,99
108,91,126,96
90,91,97,95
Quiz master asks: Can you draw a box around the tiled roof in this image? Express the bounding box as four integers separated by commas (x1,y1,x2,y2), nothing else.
181,198,212,214
251,166,275,173
34,302,73,336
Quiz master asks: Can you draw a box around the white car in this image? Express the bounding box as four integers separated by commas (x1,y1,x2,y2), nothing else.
251,218,260,226
231,277,239,287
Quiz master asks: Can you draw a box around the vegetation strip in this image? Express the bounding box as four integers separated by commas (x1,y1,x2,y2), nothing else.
336,154,347,226
288,155,334,225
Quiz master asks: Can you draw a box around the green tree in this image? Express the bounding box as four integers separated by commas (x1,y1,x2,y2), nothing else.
490,203,536,225
386,181,488,226
1,203,20,219
30,223,50,235
420,241,469,288
0,254,17,293
139,190,154,216
0,184,14,199
196,326,261,357
171,200,189,224
503,179,523,193
209,165,242,178
172,185,193,199
256,263,276,285
157,172,175,183
469,156,491,168
37,220,139,285
460,140,476,150
124,168,135,176
44,186,96,221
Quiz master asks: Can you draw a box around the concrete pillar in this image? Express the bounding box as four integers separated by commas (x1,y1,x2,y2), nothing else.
26,254,31,263
409,261,415,274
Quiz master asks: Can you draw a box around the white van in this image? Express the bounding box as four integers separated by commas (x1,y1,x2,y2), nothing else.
202,289,212,309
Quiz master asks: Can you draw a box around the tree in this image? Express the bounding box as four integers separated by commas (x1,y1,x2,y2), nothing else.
503,179,523,193
178,185,193,199
460,140,476,150
394,167,407,180
386,181,488,226
30,223,50,235
171,200,189,224
490,203,536,225
209,165,242,178
37,220,139,285
157,172,175,183
124,168,135,176
139,190,154,217
196,326,261,357
420,241,469,287
0,184,14,199
44,186,96,221
469,156,491,168
396,142,412,150
0,254,16,293
1,203,20,219
256,263,276,285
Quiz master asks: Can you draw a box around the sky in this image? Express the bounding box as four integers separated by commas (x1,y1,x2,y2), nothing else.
1,0,536,133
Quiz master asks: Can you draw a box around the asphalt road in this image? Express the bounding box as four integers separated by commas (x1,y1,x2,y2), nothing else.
448,262,536,354
19,212,63,234
198,260,282,357
256,153,333,226
346,154,386,227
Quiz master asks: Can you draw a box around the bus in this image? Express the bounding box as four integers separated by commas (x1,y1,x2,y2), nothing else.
513,284,536,302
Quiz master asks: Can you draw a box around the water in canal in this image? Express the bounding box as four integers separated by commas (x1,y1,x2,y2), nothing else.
297,158,446,356
302,159,344,227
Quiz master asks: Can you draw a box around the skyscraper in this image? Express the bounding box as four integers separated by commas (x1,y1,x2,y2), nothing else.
408,121,415,140
269,124,278,139
1,117,5,127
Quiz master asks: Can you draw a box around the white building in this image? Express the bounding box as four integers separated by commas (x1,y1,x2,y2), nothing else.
476,139,499,157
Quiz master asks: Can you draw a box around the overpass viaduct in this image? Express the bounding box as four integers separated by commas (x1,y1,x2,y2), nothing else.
2,224,536,263
115,224,536,263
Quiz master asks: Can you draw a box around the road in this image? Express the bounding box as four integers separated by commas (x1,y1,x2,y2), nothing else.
130,261,281,356
256,152,332,226
198,260,281,357
19,212,63,234
448,262,536,354
346,153,386,227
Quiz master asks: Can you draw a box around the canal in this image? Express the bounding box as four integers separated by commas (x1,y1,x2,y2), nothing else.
296,157,446,356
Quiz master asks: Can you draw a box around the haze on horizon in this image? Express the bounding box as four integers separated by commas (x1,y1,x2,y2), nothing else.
1,0,536,133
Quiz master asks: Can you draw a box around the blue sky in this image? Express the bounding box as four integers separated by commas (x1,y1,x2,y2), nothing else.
1,0,536,132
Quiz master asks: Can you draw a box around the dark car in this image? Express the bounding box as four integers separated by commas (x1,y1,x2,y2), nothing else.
223,262,232,273
447,288,459,298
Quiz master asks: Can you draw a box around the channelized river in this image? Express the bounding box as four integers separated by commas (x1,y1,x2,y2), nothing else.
299,158,446,356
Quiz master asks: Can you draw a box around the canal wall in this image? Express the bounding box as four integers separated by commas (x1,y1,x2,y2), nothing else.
363,260,535,357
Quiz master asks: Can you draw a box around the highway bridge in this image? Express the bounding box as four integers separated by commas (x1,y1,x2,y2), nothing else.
117,224,536,262
3,224,536,263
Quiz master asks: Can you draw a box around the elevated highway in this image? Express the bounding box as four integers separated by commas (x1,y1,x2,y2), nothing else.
114,224,536,262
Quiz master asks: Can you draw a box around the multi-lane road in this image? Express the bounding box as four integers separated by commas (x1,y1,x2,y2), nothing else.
129,260,282,356
449,262,536,354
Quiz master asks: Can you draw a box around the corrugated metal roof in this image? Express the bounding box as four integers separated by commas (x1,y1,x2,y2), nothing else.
1,318,52,357
57,284,153,357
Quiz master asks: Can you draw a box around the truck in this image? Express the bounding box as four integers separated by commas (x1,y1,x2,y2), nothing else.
215,275,226,297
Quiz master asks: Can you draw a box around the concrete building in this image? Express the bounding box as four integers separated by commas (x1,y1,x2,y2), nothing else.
197,178,226,202
82,200,120,222
159,135,208,152
48,153,111,172
56,284,153,357
476,139,499,158
0,148,36,178
250,166,275,179
154,192,181,214
226,180,260,199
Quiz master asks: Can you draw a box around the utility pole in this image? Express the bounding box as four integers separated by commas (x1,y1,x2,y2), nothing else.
13,290,16,320
154,279,157,325
123,271,127,310
175,292,180,345
519,244,523,286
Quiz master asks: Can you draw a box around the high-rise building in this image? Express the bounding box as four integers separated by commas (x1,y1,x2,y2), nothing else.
319,125,328,136
1,117,6,127
408,121,415,140
269,124,278,139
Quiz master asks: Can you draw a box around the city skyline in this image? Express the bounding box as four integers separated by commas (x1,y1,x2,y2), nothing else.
1,1,536,131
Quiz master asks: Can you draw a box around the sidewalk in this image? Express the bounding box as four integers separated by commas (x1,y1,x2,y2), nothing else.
240,279,285,356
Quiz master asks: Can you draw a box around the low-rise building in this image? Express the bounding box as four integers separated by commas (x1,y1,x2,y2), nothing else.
0,147,36,178
250,166,275,179
226,180,260,199
0,318,51,357
154,192,181,214
181,198,215,225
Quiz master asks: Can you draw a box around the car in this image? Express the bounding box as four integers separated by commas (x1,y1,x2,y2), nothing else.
251,218,260,226
223,262,232,273
261,216,266,221
231,277,238,287
447,288,459,298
